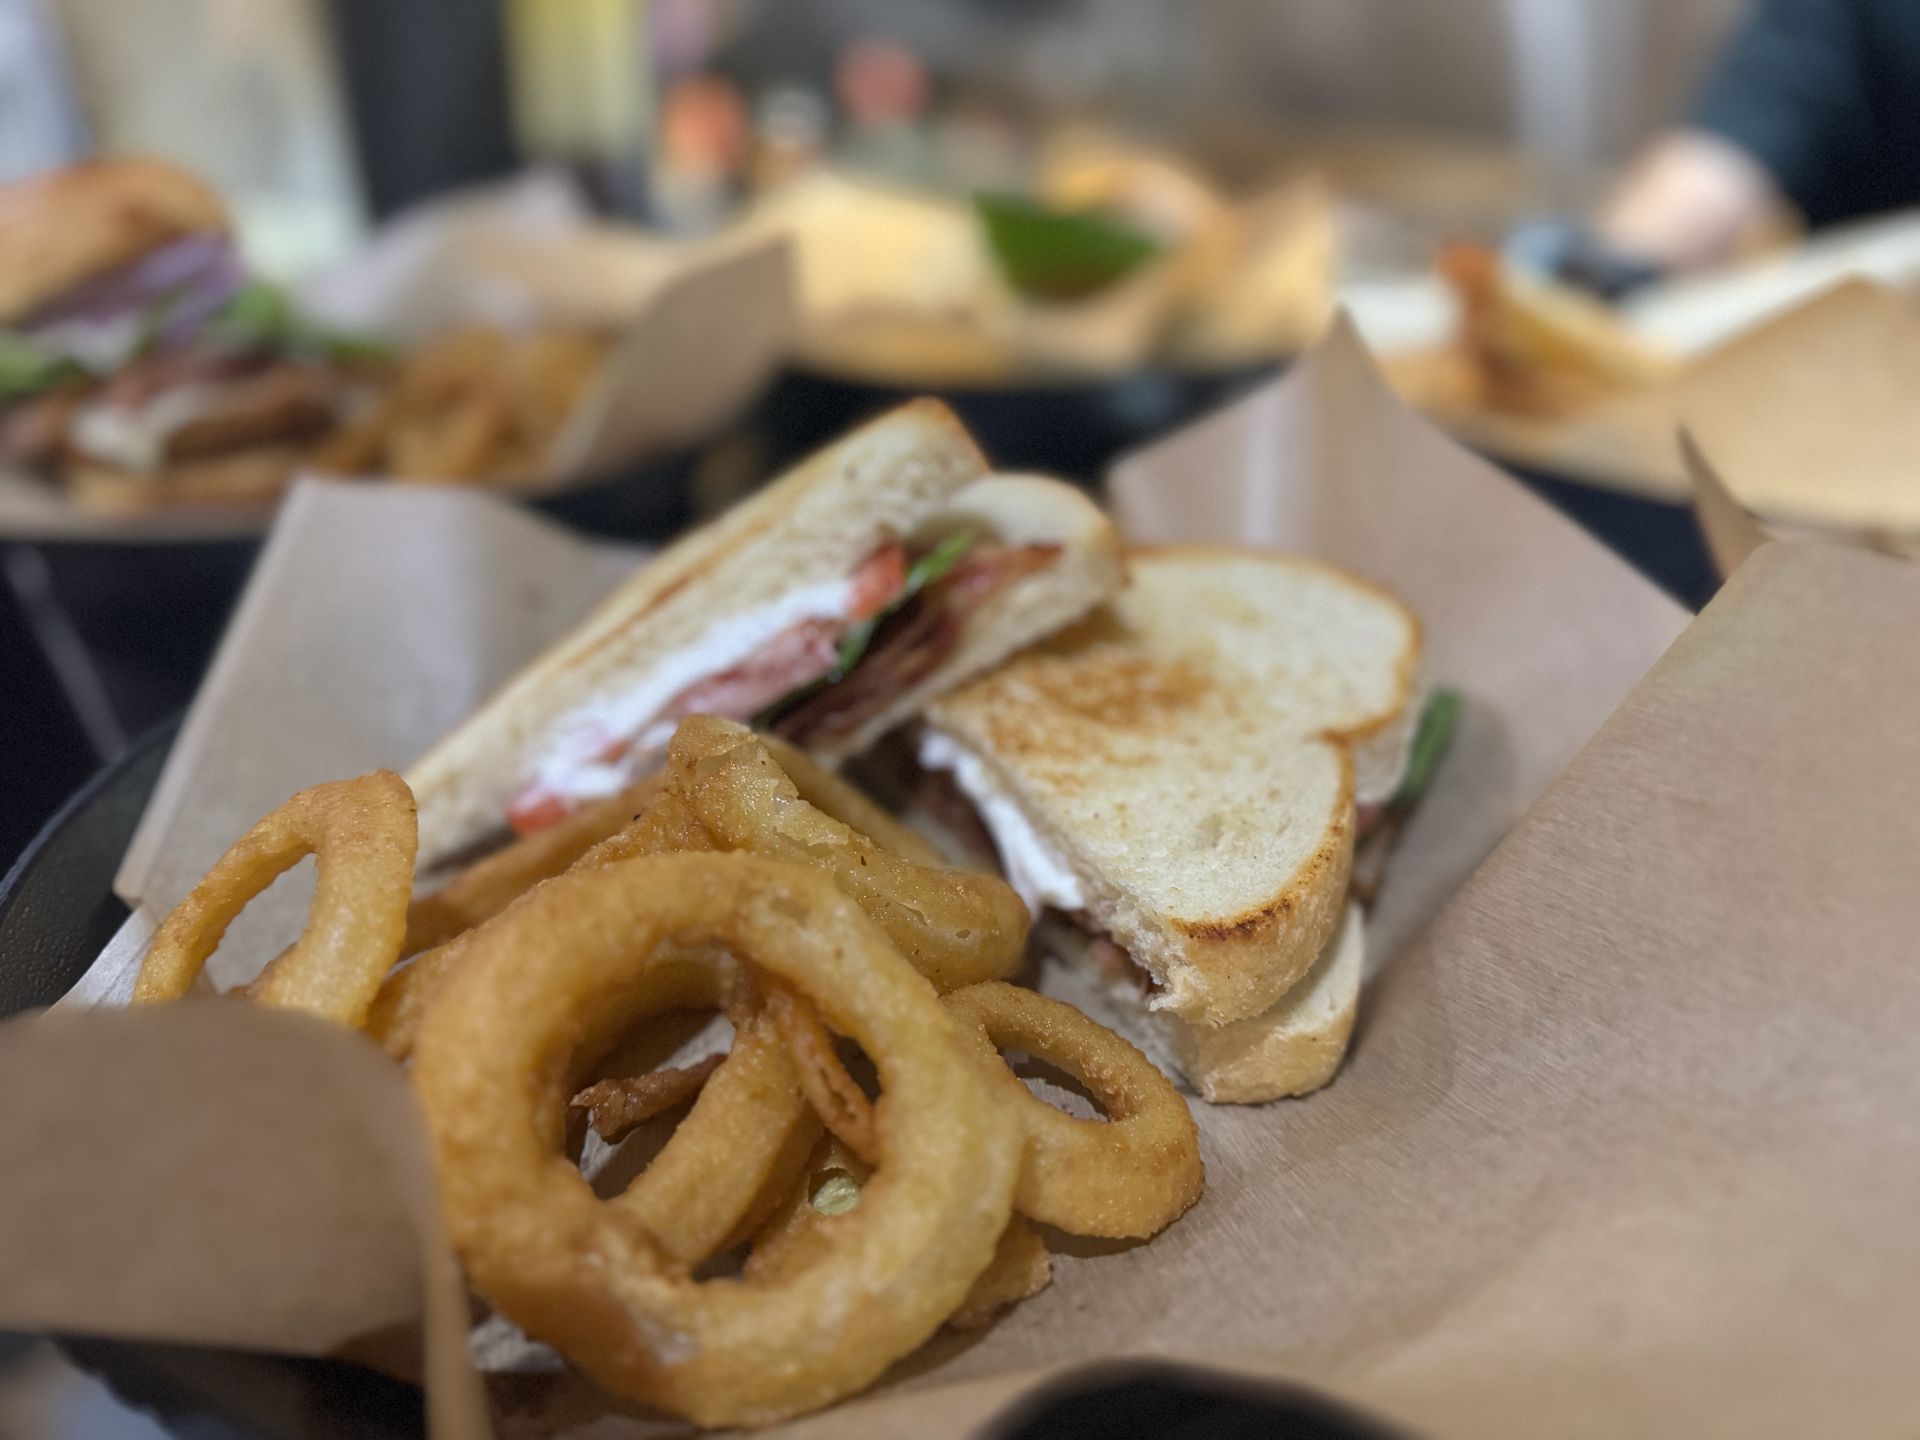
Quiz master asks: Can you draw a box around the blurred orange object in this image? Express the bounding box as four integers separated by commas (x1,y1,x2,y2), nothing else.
662,73,751,180
835,37,930,126
1436,241,1676,419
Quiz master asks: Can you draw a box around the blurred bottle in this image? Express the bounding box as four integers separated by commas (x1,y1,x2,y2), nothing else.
49,0,365,278
0,0,87,183
834,35,937,185
504,0,657,219
750,83,829,194
656,70,748,230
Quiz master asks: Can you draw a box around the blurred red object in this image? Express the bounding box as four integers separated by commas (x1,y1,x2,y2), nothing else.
662,72,751,178
835,37,930,126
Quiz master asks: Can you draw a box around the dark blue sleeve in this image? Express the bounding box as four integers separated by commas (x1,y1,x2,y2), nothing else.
1689,0,1875,225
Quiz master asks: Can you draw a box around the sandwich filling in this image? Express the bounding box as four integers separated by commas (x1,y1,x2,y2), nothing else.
2,232,384,477
916,731,1084,912
507,534,1060,834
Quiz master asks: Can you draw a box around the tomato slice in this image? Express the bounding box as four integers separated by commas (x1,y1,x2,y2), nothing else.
847,542,908,619
506,788,573,837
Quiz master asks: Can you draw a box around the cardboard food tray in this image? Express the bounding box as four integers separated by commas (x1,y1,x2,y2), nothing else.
5,320,1919,1440
0,175,793,544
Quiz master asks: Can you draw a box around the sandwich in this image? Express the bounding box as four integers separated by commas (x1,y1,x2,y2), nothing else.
0,156,382,510
917,546,1449,1104
406,399,1124,870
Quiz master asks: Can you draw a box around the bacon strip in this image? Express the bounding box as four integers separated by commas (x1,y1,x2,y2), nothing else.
774,543,1059,748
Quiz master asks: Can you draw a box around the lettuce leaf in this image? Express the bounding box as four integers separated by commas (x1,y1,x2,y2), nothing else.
1390,690,1461,812
0,331,84,405
205,280,391,364
975,193,1163,301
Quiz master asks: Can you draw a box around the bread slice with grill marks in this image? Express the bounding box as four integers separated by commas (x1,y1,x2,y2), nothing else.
923,546,1420,1031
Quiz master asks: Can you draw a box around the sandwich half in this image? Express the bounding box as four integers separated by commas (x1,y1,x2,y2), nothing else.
919,546,1428,1103
0,156,383,511
407,399,1123,869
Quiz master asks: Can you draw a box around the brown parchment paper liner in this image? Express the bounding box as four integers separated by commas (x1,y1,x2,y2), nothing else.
114,480,640,985
0,173,792,542
25,320,1920,1440
1683,430,1772,581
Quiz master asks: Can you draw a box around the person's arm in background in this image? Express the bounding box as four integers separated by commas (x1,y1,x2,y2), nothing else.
1594,129,1787,276
1595,0,1872,277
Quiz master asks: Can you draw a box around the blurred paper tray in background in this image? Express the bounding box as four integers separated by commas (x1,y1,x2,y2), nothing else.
1384,277,1920,550
0,172,793,544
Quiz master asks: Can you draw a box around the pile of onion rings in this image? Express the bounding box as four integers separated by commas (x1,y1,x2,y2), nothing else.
132,717,1206,1428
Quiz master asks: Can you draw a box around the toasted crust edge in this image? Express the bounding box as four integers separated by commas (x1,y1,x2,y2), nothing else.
1147,772,1354,1025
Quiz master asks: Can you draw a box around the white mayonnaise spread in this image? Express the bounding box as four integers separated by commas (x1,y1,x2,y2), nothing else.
917,730,1084,915
28,312,150,375
69,383,236,471
524,576,858,804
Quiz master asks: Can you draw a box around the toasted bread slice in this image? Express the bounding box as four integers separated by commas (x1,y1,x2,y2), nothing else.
924,546,1420,1027
1043,903,1364,1103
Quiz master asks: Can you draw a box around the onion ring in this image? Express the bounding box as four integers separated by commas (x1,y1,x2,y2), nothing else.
389,929,818,1270
367,785,813,1266
757,732,946,866
572,1053,722,1142
411,851,1021,1427
665,717,1029,992
403,773,662,955
609,975,820,1270
365,934,466,1061
949,1216,1052,1329
366,786,700,1060
763,981,880,1166
943,981,1204,1240
746,1137,1051,1328
134,771,416,1028
377,717,1018,1060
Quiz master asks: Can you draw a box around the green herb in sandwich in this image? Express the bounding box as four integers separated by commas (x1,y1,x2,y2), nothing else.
205,280,392,365
1389,690,1461,813
974,192,1163,302
0,331,86,405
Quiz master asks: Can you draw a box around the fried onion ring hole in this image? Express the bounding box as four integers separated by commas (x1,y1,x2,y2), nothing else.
133,771,415,1027
598,967,820,1269
760,979,1203,1241
746,1135,1052,1328
410,852,1022,1428
943,982,1205,1241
